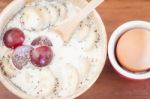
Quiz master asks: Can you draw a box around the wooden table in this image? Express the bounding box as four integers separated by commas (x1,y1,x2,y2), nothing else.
0,0,150,99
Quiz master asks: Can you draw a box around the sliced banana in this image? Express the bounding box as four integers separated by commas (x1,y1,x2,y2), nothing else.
47,5,59,25
80,28,98,51
50,1,67,22
21,5,59,31
34,6,51,29
10,68,56,97
57,64,79,97
73,16,99,51
75,59,90,81
2,58,17,78
0,48,17,77
37,69,56,96
20,6,43,31
73,22,90,42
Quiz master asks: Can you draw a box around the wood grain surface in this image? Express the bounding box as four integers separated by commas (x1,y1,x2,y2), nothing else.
0,0,150,99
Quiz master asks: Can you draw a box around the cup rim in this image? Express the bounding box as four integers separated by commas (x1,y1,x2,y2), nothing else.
108,20,150,80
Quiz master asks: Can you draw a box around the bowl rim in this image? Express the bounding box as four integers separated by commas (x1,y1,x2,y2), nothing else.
0,0,107,99
108,20,150,80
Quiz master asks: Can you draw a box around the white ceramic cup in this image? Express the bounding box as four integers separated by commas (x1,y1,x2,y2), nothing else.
108,20,150,80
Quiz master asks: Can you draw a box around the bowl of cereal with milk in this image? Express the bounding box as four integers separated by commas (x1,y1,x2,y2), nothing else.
0,0,107,98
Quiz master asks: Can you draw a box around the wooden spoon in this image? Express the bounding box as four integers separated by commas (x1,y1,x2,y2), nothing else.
53,0,104,42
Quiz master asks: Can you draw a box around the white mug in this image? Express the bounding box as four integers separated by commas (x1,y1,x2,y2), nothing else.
108,20,150,80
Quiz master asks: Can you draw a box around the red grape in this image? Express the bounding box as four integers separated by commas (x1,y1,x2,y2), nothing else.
3,28,25,49
31,36,52,46
30,46,53,67
12,45,33,70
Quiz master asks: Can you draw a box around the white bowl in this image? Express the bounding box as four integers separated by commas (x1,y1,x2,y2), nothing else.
108,20,150,80
0,0,107,99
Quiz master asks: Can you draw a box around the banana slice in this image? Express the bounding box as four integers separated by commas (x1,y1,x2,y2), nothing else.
34,6,51,29
0,48,17,77
50,2,67,22
20,6,43,31
80,28,98,51
75,59,90,81
21,5,58,31
73,22,90,42
37,69,56,96
47,5,59,25
10,68,56,97
2,57,17,78
73,16,99,50
57,64,79,97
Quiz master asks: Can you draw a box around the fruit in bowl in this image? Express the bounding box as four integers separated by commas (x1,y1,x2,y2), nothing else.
0,0,107,99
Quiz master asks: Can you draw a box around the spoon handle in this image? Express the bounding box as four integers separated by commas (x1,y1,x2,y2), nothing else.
78,0,104,21
52,0,104,42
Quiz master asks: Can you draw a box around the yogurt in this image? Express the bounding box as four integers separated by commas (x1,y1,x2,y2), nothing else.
0,0,103,98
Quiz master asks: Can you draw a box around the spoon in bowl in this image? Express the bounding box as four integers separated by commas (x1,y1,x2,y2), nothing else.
53,0,104,42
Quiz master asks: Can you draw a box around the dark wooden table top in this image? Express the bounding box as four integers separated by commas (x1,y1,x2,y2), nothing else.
0,0,150,99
